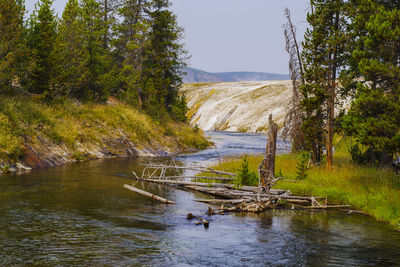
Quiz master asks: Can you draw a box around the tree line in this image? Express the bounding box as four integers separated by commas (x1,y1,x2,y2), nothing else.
0,0,187,122
283,0,400,168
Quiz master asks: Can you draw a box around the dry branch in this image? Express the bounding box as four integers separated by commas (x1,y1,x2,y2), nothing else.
301,205,351,209
282,8,305,151
141,176,234,181
140,178,287,194
139,163,237,177
123,184,176,204
187,213,209,227
195,199,246,204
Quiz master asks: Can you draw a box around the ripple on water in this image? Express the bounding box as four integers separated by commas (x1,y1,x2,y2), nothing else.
0,132,399,266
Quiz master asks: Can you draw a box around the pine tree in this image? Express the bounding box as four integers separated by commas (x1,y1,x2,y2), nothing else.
52,0,89,98
343,1,400,165
26,0,58,95
115,0,151,107
98,0,121,48
115,0,187,120
300,0,347,166
80,0,109,101
0,0,26,93
142,0,187,120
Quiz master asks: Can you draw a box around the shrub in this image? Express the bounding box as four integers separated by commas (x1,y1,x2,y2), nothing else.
296,151,309,180
234,155,258,188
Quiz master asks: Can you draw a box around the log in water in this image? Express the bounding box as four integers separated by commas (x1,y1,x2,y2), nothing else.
123,184,176,204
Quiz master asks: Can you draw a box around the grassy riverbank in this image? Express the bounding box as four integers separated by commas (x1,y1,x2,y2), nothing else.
0,95,209,166
209,142,400,227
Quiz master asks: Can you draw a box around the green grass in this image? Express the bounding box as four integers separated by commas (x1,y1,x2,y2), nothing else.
207,140,400,228
0,96,209,162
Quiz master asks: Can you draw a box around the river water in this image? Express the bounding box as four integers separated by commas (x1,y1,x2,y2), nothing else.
0,132,399,266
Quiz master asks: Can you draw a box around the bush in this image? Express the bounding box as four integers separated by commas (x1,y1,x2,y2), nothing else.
296,151,309,180
234,155,258,188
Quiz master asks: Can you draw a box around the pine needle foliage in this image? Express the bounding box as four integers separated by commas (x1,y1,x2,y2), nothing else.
233,155,258,188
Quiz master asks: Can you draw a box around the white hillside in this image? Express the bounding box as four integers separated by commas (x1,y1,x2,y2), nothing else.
182,81,292,133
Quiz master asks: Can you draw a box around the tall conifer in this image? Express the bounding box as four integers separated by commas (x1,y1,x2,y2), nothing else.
52,0,89,98
80,0,109,101
300,0,346,166
142,0,187,120
27,0,57,95
0,0,25,92
115,0,151,107
343,1,400,164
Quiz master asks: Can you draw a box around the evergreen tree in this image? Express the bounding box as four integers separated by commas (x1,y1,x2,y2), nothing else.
80,0,109,101
115,0,187,121
343,1,400,165
26,0,58,95
141,0,187,120
300,0,347,166
52,0,89,98
0,0,26,93
115,0,151,107
98,0,121,48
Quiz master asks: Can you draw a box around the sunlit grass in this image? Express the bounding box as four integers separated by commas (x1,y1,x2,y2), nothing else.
0,96,209,162
208,140,400,227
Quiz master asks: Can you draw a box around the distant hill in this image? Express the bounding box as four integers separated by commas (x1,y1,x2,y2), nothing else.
182,67,289,83
182,81,292,133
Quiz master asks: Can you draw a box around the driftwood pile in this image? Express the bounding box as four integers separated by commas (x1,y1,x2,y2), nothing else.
122,115,352,227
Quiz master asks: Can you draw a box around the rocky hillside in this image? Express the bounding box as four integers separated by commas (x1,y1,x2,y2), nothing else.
182,67,289,83
0,96,209,173
182,81,292,133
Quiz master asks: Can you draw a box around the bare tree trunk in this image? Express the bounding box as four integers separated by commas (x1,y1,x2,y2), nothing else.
282,8,305,151
311,0,314,15
326,7,339,170
285,8,305,85
326,83,334,169
103,0,108,48
265,114,278,179
259,114,278,197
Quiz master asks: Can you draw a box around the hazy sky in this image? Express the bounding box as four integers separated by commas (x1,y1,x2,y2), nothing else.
25,0,310,74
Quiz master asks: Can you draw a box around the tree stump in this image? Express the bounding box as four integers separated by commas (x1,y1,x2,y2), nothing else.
258,114,278,198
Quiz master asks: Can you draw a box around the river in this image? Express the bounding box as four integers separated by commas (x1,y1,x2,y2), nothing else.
0,132,399,266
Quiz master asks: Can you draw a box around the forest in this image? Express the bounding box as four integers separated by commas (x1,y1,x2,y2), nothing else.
0,0,187,122
2,0,399,167
283,0,400,169
1,0,400,264
207,0,400,227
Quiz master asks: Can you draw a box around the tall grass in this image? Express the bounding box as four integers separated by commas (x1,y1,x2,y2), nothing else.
0,96,209,162
208,141,400,227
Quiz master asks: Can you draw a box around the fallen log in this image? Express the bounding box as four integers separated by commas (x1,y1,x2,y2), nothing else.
195,198,246,204
185,185,322,201
123,184,176,204
185,185,247,199
139,164,237,177
143,176,235,181
235,185,287,194
206,206,224,215
127,172,349,212
143,179,287,195
284,199,310,205
187,213,209,227
301,205,351,209
341,209,367,215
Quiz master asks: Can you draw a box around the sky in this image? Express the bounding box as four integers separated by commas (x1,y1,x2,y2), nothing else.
25,0,310,74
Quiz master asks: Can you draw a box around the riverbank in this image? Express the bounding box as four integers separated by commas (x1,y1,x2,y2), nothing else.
0,96,209,172
207,147,400,228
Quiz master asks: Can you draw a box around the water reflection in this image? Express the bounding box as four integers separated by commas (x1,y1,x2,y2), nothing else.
0,132,399,266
